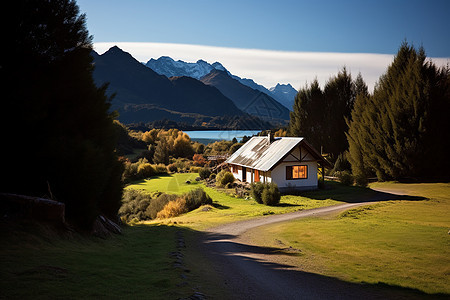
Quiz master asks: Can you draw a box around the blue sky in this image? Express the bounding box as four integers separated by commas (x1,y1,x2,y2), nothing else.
77,0,450,90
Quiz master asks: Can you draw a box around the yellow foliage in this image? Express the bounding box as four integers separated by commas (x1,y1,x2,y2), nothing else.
156,198,188,219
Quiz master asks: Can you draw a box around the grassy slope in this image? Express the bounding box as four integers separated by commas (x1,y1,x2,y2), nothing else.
0,222,195,299
129,173,341,230
241,182,450,294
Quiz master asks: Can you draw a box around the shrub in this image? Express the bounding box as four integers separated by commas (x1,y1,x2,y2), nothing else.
261,182,281,206
354,173,368,187
251,182,281,205
153,163,168,175
189,166,202,173
146,193,178,219
137,163,155,178
119,189,153,222
209,173,216,180
216,170,235,187
198,167,211,180
183,188,212,211
167,163,178,173
157,198,188,219
250,182,265,204
337,170,354,186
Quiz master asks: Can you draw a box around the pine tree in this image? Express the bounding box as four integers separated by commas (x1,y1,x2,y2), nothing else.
323,67,355,158
288,79,326,150
2,0,123,228
347,42,450,180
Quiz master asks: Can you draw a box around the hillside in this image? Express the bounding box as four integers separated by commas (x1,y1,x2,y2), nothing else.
200,70,291,122
92,46,244,124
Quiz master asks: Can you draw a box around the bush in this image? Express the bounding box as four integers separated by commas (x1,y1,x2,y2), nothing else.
251,182,280,205
157,198,188,219
183,188,213,211
199,167,211,180
189,166,202,173
337,171,354,186
119,189,153,222
146,193,178,219
261,183,281,206
167,163,178,173
250,182,265,204
137,163,155,178
153,163,168,175
216,170,235,187
354,173,368,187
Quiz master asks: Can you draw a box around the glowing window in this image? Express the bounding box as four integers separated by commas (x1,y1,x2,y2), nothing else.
286,165,307,180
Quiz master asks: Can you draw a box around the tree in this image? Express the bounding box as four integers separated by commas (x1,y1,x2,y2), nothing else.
323,67,356,158
347,42,450,180
153,138,170,164
288,79,326,150
173,134,194,158
289,69,359,159
2,0,123,228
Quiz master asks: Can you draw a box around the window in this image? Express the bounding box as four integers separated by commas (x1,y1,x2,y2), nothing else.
286,165,308,180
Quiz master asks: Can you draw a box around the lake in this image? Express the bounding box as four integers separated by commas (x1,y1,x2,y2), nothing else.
184,130,260,144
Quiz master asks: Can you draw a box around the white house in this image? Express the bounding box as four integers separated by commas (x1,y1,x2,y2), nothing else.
225,133,331,191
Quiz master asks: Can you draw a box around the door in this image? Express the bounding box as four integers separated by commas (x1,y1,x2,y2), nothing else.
242,167,246,182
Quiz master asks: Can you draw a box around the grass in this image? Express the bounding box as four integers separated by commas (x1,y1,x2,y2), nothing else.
127,173,343,230
0,222,194,299
126,173,201,195
241,182,450,295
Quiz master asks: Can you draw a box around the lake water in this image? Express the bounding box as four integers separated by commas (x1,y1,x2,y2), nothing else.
184,130,260,144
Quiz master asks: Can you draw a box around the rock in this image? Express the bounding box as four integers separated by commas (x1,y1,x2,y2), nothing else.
195,177,201,181
185,180,191,184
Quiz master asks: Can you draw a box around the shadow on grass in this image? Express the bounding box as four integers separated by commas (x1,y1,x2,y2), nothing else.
211,202,231,210
3,219,446,299
195,229,448,300
286,181,427,203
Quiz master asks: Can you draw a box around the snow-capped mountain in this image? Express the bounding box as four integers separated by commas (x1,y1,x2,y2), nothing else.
269,83,297,111
145,56,228,79
145,56,297,110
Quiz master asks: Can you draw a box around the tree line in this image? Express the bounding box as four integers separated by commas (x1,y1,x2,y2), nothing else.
289,42,450,182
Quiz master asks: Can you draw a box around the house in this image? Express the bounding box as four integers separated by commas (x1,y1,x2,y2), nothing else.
225,133,331,191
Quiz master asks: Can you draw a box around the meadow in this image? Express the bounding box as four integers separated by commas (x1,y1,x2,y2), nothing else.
2,175,448,298
241,182,450,295
128,173,342,230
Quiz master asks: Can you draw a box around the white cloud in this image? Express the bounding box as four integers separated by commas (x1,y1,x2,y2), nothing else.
94,42,449,93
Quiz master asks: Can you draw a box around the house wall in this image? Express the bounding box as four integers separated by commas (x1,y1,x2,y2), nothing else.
271,161,318,191
230,145,318,190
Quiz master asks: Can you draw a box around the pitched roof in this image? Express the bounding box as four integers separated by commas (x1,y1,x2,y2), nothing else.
226,136,331,172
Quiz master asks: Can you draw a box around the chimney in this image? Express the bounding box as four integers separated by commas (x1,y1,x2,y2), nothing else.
268,131,274,144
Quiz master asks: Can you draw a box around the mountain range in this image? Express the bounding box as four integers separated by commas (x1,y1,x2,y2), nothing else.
92,46,294,128
145,56,297,110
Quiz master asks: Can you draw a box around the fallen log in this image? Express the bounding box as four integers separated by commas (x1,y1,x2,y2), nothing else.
1,193,65,223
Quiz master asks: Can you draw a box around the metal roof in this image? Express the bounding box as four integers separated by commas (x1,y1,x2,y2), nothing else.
225,136,305,171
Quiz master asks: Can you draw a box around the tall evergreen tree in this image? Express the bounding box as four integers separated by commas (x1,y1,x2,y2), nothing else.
289,68,359,159
323,67,356,158
288,79,326,150
347,42,450,180
2,0,123,228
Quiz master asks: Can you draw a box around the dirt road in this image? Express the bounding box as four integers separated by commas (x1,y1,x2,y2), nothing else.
198,202,428,299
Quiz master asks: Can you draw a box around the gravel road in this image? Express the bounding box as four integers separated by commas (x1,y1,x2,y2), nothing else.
198,202,428,300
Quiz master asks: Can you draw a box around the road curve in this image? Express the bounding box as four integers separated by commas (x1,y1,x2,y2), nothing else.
198,202,421,300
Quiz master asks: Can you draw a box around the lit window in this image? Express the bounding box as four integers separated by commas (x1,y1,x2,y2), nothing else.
286,165,307,180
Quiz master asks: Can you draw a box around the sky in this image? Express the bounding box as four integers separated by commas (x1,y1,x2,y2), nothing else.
77,0,450,91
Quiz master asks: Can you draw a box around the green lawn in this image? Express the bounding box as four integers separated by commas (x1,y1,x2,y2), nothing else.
0,222,194,299
242,182,450,295
126,173,202,195
127,173,343,230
